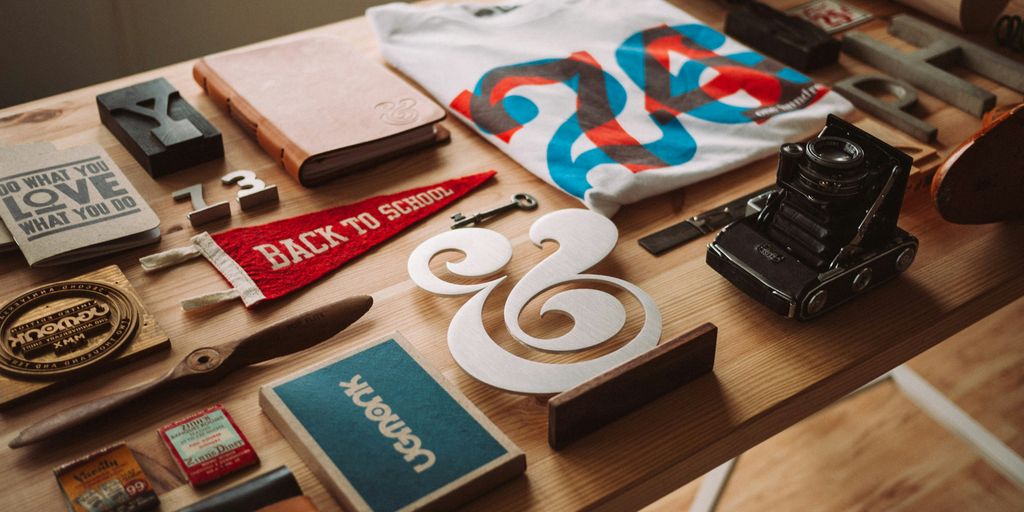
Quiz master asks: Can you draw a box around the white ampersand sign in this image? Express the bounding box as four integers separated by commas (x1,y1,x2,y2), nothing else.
407,208,662,394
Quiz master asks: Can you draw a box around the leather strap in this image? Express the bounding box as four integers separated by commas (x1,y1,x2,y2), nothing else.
177,466,302,512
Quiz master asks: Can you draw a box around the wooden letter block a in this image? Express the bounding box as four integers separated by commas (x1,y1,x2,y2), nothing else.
548,323,718,450
97,77,223,177
260,332,525,512
842,15,1024,117
835,74,938,143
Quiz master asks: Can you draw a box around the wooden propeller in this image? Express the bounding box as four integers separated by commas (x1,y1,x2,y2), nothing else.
9,295,373,449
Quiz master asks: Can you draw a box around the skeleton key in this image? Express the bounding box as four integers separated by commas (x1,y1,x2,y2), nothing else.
451,193,538,229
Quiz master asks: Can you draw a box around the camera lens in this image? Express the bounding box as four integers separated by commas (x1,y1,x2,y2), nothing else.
798,137,867,197
806,137,864,169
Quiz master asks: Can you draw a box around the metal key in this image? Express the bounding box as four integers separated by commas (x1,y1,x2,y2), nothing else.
451,193,539,229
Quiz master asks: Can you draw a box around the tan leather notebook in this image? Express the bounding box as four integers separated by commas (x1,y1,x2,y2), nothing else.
193,36,448,186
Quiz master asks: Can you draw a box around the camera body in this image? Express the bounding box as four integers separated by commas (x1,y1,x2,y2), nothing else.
707,115,918,320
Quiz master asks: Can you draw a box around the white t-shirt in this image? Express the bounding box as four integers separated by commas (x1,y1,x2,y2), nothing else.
369,0,853,216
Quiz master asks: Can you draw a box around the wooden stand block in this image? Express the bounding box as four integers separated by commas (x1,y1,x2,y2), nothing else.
0,265,170,407
97,77,223,177
548,323,717,450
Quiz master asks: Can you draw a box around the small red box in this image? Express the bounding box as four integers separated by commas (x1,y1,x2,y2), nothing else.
158,404,259,487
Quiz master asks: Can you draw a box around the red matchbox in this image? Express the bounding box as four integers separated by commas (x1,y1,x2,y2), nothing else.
157,404,259,487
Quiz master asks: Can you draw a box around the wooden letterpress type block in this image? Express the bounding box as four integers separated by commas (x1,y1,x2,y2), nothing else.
97,77,223,177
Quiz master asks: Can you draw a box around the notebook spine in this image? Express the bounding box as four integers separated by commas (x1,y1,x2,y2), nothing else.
192,61,298,180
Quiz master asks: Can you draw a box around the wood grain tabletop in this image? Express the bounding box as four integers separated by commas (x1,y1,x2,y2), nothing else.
1,0,1021,510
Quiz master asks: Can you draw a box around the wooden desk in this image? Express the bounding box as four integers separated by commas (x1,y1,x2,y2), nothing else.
1,1,1021,510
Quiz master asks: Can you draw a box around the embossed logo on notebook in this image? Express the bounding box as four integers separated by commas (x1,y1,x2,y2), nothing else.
375,98,419,125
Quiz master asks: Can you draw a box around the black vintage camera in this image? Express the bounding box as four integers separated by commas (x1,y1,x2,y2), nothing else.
707,115,918,320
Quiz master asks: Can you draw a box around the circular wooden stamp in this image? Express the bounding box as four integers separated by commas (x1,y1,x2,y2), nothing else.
0,280,141,379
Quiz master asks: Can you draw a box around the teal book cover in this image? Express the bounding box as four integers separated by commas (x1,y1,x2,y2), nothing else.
260,332,525,511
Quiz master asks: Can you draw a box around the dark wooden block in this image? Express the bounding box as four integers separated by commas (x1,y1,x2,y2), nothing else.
97,77,223,177
725,3,840,72
548,323,718,450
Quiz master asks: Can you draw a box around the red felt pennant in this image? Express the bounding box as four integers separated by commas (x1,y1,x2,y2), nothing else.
142,171,496,308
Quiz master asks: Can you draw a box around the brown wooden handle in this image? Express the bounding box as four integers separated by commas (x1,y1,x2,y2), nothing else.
9,376,167,448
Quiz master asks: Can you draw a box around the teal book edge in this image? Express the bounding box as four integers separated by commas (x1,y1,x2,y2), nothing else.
260,332,525,512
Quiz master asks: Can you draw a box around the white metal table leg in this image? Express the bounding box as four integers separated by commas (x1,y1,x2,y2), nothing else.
890,365,1024,488
680,364,1024,512
688,458,738,512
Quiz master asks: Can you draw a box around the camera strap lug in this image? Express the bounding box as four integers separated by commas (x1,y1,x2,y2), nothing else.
638,185,774,255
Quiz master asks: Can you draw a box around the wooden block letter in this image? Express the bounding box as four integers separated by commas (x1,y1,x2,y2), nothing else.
97,77,223,177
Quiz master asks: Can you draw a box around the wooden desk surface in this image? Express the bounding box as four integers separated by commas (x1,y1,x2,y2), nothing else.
1,1,1021,510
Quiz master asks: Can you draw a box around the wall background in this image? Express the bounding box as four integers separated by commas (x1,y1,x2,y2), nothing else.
0,0,395,108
